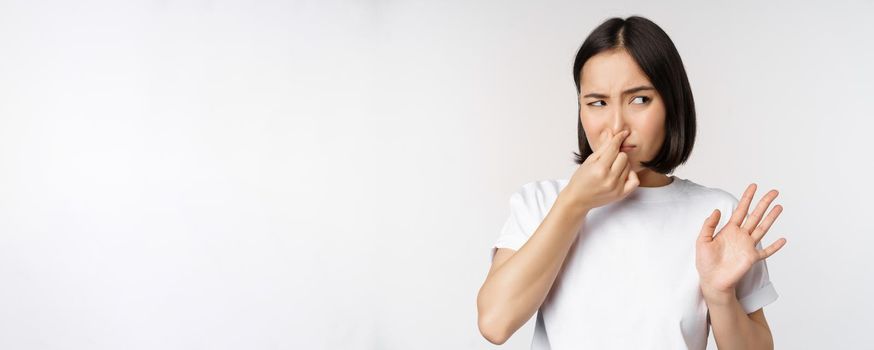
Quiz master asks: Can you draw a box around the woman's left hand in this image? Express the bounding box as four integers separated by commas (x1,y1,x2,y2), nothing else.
695,183,787,299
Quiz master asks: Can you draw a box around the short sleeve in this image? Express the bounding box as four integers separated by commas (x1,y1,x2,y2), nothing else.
488,183,543,263
721,193,780,314
736,242,779,313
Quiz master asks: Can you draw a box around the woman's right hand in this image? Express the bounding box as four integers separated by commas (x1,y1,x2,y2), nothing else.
561,129,640,212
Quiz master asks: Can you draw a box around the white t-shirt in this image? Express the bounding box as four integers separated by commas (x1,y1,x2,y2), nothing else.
489,175,778,349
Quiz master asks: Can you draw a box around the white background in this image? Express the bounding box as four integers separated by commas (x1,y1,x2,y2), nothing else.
0,0,872,349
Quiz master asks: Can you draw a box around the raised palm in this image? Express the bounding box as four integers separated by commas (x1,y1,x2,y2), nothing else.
696,183,788,294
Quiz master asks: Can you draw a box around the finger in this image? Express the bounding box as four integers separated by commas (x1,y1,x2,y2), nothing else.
614,157,630,189
729,183,757,227
698,209,721,243
619,160,630,182
751,204,783,244
757,238,787,260
597,130,629,167
609,151,629,177
623,167,639,194
741,189,779,232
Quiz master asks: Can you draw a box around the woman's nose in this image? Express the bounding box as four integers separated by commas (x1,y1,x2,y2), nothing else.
609,110,629,135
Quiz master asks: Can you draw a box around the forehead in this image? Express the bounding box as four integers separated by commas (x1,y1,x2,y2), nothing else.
580,49,651,92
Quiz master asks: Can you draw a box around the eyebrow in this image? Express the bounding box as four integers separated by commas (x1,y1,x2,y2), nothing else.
582,85,655,99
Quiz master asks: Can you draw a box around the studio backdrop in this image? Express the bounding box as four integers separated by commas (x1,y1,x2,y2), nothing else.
0,0,871,349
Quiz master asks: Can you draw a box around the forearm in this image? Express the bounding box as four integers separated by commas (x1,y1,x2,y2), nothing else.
704,289,773,350
477,196,588,339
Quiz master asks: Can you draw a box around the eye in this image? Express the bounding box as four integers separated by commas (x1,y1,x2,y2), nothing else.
587,100,606,107
631,96,651,104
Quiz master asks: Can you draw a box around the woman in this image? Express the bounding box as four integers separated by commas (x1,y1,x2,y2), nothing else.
476,16,787,349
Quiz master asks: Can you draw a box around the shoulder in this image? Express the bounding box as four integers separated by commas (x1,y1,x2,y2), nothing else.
508,179,568,214
678,178,739,209
514,178,568,198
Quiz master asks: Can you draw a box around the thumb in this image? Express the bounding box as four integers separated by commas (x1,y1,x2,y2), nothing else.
698,209,720,242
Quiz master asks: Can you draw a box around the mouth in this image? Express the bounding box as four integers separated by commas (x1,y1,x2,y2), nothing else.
620,145,636,151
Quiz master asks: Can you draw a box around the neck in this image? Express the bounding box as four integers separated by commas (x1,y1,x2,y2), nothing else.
635,168,672,187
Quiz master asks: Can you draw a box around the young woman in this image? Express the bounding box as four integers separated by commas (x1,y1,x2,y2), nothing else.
477,16,787,349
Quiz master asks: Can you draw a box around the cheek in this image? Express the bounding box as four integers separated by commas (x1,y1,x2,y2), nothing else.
581,123,604,149
580,110,606,129
638,103,666,136
639,117,666,153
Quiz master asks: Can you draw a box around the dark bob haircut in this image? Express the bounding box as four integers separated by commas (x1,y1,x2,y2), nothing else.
571,16,695,175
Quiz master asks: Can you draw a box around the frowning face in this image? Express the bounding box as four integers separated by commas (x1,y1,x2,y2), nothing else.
578,48,666,173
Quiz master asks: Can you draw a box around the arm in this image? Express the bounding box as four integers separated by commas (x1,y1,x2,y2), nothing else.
696,183,787,350
477,129,638,345
476,196,588,345
705,290,774,349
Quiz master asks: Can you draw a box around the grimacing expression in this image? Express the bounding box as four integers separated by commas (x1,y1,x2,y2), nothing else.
579,48,666,172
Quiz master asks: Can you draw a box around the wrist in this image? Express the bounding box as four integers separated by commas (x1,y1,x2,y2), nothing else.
555,193,590,218
701,285,736,306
